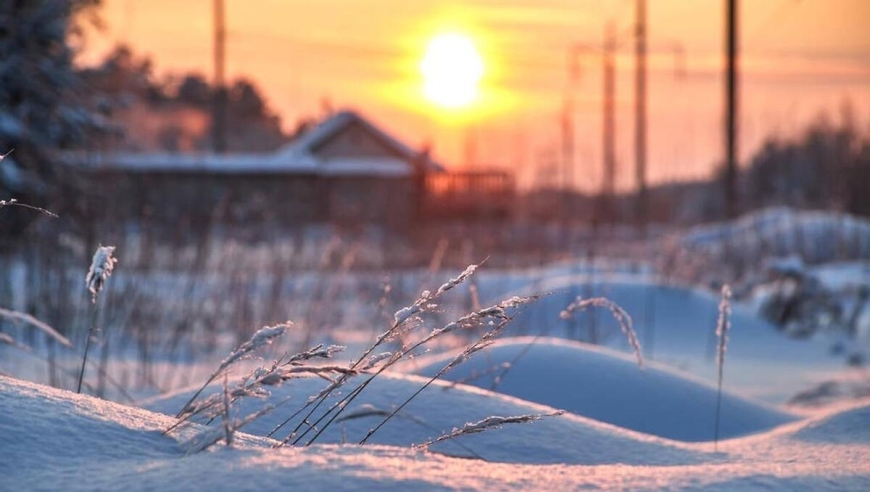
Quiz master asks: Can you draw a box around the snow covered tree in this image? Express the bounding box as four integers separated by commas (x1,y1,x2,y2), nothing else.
0,0,106,234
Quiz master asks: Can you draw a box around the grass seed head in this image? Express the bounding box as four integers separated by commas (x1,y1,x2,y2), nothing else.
85,246,118,303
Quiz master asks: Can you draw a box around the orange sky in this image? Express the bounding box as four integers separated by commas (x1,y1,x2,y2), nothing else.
79,0,870,191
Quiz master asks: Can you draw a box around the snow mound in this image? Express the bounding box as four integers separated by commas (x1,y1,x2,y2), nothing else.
146,371,704,465
482,276,844,403
0,375,182,470
2,375,868,491
412,337,798,442
680,207,870,263
788,401,870,444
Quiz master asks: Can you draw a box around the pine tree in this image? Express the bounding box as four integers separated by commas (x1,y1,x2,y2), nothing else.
0,0,106,233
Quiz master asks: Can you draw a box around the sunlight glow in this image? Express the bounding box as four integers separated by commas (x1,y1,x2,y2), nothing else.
421,33,484,109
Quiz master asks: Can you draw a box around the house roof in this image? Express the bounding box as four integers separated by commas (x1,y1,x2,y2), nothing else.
65,109,444,177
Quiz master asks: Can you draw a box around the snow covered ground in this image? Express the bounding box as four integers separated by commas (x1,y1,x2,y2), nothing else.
474,274,858,404
145,368,703,465
413,337,798,441
3,371,869,491
2,208,869,490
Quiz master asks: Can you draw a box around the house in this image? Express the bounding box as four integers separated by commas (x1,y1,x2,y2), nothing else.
66,109,513,234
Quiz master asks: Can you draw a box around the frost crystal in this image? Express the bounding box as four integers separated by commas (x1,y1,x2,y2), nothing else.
219,323,289,371
85,246,118,303
393,304,421,325
435,264,478,296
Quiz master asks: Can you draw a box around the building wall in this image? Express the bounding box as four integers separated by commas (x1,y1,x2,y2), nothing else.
86,170,416,232
327,176,415,230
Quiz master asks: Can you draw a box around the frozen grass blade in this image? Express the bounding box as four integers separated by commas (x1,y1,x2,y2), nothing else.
0,198,59,218
175,322,289,418
560,296,644,368
0,331,30,351
221,375,233,448
271,264,484,446
358,297,536,445
0,307,72,348
0,154,59,218
85,246,118,304
303,295,535,447
714,284,732,451
415,411,564,450
77,246,118,394
164,341,344,436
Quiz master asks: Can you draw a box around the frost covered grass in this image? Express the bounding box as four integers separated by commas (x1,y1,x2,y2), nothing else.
0,197,58,218
414,411,564,451
1,238,868,488
2,207,868,489
174,322,291,419
715,284,733,450
560,295,644,367
77,245,118,394
3,206,867,405
0,307,71,348
166,263,557,454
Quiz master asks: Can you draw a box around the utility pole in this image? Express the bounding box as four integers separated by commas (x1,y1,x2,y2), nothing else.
724,0,738,219
563,45,585,223
561,93,574,220
634,0,648,234
601,21,617,224
212,0,228,154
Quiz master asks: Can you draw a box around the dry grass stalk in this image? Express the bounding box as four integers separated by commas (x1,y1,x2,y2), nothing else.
714,284,732,451
77,246,119,394
269,263,486,446
415,411,564,450
175,322,290,418
560,296,644,368
0,307,71,348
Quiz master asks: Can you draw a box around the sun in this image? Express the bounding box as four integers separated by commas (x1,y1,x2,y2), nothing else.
420,33,484,109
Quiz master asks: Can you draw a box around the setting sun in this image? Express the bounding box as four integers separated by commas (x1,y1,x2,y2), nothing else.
420,32,484,109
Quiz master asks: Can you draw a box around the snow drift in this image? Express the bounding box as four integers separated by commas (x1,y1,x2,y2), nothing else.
478,276,846,403
413,337,799,442
3,375,869,491
145,370,702,465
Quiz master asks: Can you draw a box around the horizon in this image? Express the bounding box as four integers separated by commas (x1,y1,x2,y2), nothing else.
77,0,870,192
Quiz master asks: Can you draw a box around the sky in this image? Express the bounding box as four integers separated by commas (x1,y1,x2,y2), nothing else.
78,0,870,191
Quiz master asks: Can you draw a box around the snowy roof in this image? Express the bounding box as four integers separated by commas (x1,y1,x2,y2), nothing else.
64,109,444,177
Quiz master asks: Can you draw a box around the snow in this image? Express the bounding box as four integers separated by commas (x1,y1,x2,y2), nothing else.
2,374,869,491
809,262,870,292
145,370,701,465
789,402,870,444
412,337,798,442
478,274,852,403
681,208,870,260
315,158,415,177
3,207,870,489
64,149,323,174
